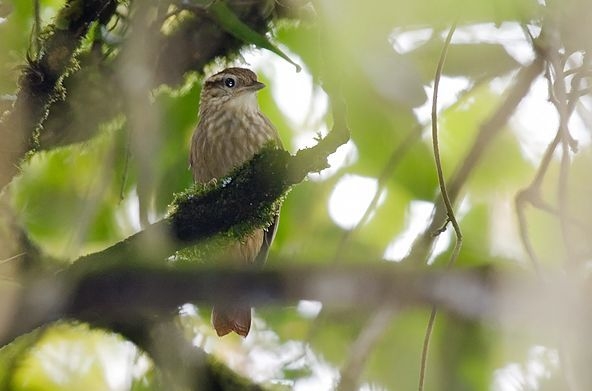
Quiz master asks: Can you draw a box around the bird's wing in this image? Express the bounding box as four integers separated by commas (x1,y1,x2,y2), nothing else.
254,213,280,266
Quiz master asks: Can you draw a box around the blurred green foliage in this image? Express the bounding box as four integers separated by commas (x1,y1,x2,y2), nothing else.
9,323,152,391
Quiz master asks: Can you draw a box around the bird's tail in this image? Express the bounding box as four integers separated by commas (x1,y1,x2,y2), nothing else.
212,305,252,337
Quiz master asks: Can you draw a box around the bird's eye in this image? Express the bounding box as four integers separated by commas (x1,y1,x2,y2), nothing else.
224,77,236,88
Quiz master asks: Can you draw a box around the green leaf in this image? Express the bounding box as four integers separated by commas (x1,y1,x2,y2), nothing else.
206,0,301,72
10,323,150,391
0,328,44,390
10,128,128,260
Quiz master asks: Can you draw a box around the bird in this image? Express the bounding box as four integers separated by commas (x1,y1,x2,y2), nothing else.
189,67,282,337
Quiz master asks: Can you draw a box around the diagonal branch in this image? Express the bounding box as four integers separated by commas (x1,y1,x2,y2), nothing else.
0,0,304,189
0,0,118,189
68,107,349,271
4,103,350,344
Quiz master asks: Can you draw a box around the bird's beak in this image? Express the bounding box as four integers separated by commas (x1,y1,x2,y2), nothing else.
250,81,265,91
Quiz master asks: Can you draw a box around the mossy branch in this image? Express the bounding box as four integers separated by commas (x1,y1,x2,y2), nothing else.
0,0,118,188
0,0,303,189
69,113,349,275
1,113,350,388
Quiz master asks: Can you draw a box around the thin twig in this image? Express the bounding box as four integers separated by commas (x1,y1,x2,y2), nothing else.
406,57,543,266
332,76,493,265
517,48,580,272
418,307,438,391
119,128,131,202
515,192,543,277
515,127,561,275
515,35,592,391
63,136,119,257
515,55,591,275
431,24,461,243
0,252,25,266
419,23,462,391
550,56,576,268
31,0,41,57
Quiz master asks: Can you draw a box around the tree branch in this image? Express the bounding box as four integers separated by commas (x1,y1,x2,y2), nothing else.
0,0,303,188
0,0,118,188
65,112,348,273
3,97,349,341
3,261,578,349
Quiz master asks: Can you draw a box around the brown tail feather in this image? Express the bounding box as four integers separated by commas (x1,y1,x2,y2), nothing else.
212,305,252,337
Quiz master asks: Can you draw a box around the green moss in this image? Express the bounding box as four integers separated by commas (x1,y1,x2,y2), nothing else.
37,26,56,56
168,181,216,217
160,9,197,36
174,235,234,266
169,145,289,265
226,197,282,240
29,124,41,152
55,1,84,30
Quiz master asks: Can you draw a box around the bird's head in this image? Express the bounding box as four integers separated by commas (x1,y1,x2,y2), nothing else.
200,67,265,113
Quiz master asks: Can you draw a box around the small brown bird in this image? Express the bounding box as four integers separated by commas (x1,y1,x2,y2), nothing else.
189,67,282,337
